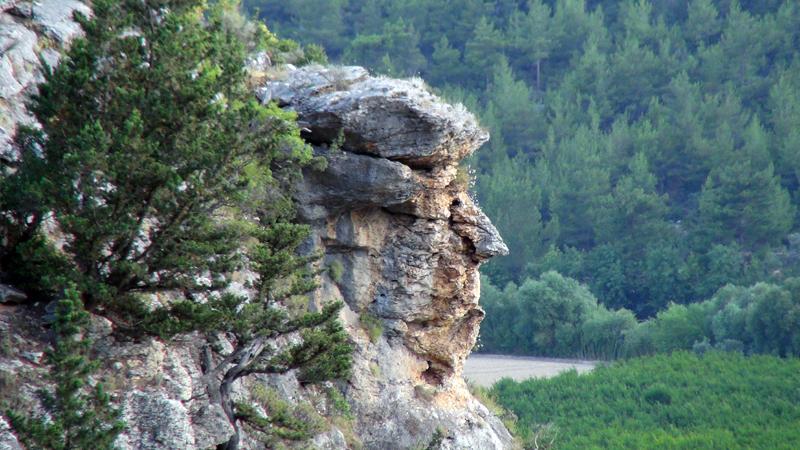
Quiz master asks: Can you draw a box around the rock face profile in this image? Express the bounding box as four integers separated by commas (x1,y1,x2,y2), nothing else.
0,3,513,448
262,65,511,449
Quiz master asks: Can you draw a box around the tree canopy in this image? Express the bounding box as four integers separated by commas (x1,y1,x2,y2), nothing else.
0,2,351,448
250,0,800,319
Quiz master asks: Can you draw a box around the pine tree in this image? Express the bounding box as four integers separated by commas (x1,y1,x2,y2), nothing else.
547,125,611,249
429,36,462,86
6,286,124,450
506,1,554,91
1,0,311,310
464,17,506,87
1,2,352,448
597,153,669,251
697,119,794,249
478,155,545,284
353,0,385,36
288,0,348,57
768,66,800,194
685,0,721,46
482,58,546,156
344,19,426,76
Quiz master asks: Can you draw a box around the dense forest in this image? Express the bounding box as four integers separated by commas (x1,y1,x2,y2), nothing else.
479,271,800,359
489,351,800,449
249,0,800,356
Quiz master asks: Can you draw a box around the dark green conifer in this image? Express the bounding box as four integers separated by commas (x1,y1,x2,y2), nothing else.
1,1,351,448
6,286,124,450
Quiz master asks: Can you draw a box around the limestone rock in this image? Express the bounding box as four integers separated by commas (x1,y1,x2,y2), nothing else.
450,192,509,261
0,1,88,162
0,4,513,448
0,417,22,450
266,66,514,449
295,148,420,220
262,65,489,168
0,284,26,303
0,2,19,13
32,0,90,44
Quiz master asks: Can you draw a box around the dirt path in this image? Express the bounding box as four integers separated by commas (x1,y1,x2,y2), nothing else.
463,354,598,387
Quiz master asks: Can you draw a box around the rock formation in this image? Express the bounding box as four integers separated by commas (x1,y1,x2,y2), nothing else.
262,66,512,448
0,3,514,448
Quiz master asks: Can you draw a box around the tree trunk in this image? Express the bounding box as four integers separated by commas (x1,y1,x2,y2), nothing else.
536,59,542,91
215,337,266,450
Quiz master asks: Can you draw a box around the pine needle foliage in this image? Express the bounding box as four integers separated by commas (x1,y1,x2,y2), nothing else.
6,286,124,450
0,1,351,448
1,0,310,312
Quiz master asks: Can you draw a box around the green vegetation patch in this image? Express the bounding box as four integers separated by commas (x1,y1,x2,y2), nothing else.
359,311,383,344
491,352,800,449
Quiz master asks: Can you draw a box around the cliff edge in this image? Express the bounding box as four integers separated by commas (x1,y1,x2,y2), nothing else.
0,2,513,448
262,65,511,448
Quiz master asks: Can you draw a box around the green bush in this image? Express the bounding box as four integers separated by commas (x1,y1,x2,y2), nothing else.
481,272,800,359
359,312,383,344
643,383,672,405
479,272,636,359
328,260,345,283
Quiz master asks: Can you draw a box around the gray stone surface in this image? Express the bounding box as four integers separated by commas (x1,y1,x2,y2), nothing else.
0,1,18,13
0,418,21,450
32,0,89,43
296,147,420,220
0,1,88,162
118,391,198,450
0,284,26,303
270,67,513,449
262,65,489,168
451,193,509,261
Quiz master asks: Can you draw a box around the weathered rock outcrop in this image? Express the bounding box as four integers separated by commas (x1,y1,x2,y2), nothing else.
0,3,513,449
262,65,512,449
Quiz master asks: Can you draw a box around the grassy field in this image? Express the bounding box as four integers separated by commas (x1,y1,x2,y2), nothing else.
489,352,800,449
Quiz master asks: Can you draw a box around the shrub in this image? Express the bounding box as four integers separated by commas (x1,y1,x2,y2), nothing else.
328,259,345,282
479,271,634,359
6,286,124,450
359,311,383,344
643,384,672,405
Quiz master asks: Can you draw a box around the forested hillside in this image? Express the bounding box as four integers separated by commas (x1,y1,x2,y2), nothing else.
249,1,800,328
246,0,800,354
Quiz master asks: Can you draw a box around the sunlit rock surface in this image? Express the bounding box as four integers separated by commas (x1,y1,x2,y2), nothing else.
0,0,89,163
266,65,511,449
